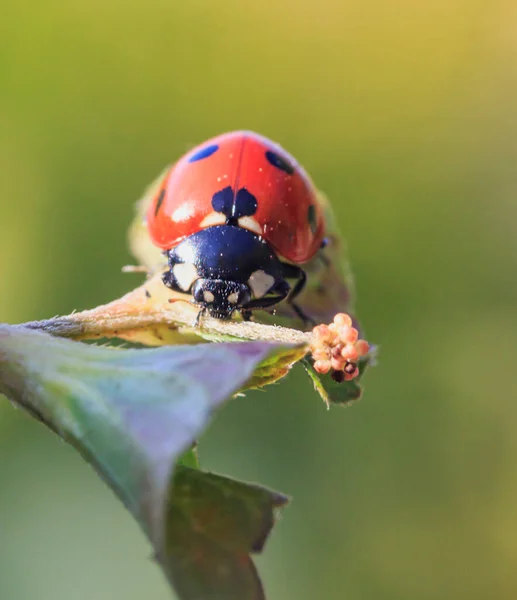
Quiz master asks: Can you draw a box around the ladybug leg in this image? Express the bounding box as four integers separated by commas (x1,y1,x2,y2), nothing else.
241,309,253,322
241,284,290,312
280,264,315,326
195,306,207,326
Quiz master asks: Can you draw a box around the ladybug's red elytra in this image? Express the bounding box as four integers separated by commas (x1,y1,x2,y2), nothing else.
146,130,327,322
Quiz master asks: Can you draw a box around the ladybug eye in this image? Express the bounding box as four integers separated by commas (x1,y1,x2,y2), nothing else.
188,144,219,162
265,150,294,174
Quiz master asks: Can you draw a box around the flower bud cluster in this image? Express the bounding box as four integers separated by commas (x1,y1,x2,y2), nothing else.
310,313,369,382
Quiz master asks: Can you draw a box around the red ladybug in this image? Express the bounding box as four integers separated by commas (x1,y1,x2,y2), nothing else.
146,131,326,322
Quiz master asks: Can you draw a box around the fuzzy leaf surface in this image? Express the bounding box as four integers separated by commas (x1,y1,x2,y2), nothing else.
0,324,296,599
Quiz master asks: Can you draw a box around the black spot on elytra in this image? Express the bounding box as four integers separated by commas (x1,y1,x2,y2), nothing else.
265,150,294,174
234,188,257,218
154,189,166,217
212,186,234,217
307,204,317,234
188,144,219,162
212,186,258,220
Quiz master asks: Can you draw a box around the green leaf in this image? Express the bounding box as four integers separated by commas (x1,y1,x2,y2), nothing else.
0,324,297,599
165,467,288,600
177,445,200,469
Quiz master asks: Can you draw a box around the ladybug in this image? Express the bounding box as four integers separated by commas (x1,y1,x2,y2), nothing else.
146,131,326,322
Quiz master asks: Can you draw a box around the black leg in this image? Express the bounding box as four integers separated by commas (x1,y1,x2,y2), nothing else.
239,279,290,318
194,306,206,326
241,285,290,312
280,263,315,326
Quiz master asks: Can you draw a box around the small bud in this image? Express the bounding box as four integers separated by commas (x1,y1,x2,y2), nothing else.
344,361,357,374
343,327,358,344
331,357,345,372
331,344,344,359
341,344,359,362
344,368,359,381
336,325,351,340
312,348,329,361
333,313,352,328
344,361,359,380
312,324,334,343
355,340,370,357
314,359,332,374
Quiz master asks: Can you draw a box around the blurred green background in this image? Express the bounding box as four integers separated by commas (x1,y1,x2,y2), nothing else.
1,1,517,599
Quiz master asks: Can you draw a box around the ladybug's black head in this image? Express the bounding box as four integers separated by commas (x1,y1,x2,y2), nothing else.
192,278,252,319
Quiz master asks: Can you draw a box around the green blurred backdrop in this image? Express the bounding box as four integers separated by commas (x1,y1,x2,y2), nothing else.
1,1,517,599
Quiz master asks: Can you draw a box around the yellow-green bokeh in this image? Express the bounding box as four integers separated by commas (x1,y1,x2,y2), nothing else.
1,1,516,599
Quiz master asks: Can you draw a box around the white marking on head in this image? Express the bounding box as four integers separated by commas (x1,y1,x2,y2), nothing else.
238,216,262,236
200,211,227,228
248,270,275,299
227,291,239,304
173,263,198,291
203,290,215,303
